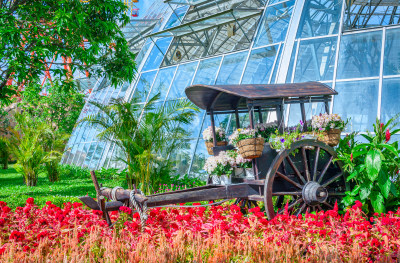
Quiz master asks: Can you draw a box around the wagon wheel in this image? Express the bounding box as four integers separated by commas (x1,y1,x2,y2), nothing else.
264,139,348,219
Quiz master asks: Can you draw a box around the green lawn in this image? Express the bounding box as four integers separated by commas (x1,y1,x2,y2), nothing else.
0,165,126,209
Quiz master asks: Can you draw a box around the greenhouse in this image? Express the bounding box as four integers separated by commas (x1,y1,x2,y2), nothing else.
63,0,400,177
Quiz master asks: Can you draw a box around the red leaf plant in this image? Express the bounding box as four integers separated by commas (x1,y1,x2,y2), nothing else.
0,198,399,262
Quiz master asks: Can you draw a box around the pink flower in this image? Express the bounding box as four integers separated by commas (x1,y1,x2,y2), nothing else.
385,129,391,142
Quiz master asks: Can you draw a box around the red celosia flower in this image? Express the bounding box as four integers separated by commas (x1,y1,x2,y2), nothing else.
26,197,34,205
2,206,11,213
353,200,363,210
386,129,391,142
351,153,353,162
9,231,25,242
380,123,384,129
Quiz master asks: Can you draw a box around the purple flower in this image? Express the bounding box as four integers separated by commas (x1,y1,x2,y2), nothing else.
300,120,304,126
280,138,285,143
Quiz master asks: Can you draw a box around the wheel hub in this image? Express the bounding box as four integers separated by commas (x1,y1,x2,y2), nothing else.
302,181,328,205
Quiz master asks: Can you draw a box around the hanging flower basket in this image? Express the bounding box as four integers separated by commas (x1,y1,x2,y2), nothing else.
318,128,341,147
236,137,265,159
205,141,228,155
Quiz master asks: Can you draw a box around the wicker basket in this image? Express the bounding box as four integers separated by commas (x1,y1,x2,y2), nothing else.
318,128,341,147
205,141,228,155
236,137,265,159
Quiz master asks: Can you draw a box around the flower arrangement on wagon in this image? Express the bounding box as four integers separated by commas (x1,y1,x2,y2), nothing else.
204,151,235,184
311,113,348,147
229,128,265,159
202,126,227,155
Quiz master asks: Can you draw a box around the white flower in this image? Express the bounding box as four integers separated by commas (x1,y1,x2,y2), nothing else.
202,126,226,142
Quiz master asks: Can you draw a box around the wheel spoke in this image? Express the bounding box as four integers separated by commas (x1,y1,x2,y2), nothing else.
272,191,302,196
328,192,345,196
316,205,323,211
322,172,343,187
323,202,334,210
317,156,333,184
276,171,303,189
277,198,303,214
294,203,307,216
286,156,307,184
312,147,320,181
301,147,311,181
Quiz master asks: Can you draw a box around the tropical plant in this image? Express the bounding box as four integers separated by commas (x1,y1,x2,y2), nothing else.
6,113,57,186
79,94,198,193
0,136,10,169
336,117,400,213
0,0,135,105
42,129,70,182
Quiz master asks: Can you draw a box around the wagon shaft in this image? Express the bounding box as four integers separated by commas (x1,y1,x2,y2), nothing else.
79,183,260,212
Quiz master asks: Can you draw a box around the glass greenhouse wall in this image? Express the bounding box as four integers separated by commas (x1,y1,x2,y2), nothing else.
62,0,400,178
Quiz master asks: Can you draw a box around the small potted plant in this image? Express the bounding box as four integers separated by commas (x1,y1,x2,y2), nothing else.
203,151,235,185
229,128,264,159
202,126,227,155
226,150,253,179
311,113,347,147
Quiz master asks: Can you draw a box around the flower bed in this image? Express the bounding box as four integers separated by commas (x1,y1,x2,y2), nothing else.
1,198,400,262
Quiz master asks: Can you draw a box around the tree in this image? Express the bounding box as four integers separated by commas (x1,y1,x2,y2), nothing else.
0,0,136,105
79,94,198,193
18,81,85,134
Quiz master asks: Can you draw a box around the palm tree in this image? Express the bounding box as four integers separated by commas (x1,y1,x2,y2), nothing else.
6,113,57,186
79,93,198,192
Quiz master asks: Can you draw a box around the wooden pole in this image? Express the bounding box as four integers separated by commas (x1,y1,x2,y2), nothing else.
235,108,240,128
300,100,308,132
209,110,217,147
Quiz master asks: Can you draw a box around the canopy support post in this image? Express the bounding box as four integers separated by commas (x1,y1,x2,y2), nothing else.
235,108,240,129
258,106,263,124
209,110,217,147
324,96,330,113
248,104,255,129
300,99,308,132
276,102,284,133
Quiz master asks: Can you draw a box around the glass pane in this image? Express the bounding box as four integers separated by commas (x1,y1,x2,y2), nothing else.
381,78,400,125
337,31,382,79
216,51,248,85
180,111,205,139
83,143,97,167
288,102,329,127
333,80,379,132
297,0,342,38
89,142,105,169
242,45,279,84
384,28,400,76
167,62,198,100
192,57,222,85
254,0,295,47
189,139,208,179
344,2,400,30
270,43,283,83
169,139,197,176
294,37,337,82
77,143,89,167
148,66,176,101
163,6,188,30
132,71,158,102
285,41,297,83
142,37,172,71
66,144,77,165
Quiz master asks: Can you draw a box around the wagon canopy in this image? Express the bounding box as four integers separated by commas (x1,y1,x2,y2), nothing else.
185,82,337,111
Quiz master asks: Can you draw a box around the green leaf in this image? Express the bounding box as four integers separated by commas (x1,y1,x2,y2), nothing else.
377,171,391,199
365,149,381,182
360,133,373,142
343,195,355,207
359,183,372,200
346,170,358,181
370,191,385,213
390,183,398,197
379,144,398,156
351,185,360,196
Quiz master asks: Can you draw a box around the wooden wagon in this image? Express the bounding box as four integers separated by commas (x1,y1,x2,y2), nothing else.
80,81,348,227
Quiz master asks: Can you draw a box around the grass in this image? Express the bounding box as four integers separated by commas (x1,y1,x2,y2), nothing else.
0,165,127,209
